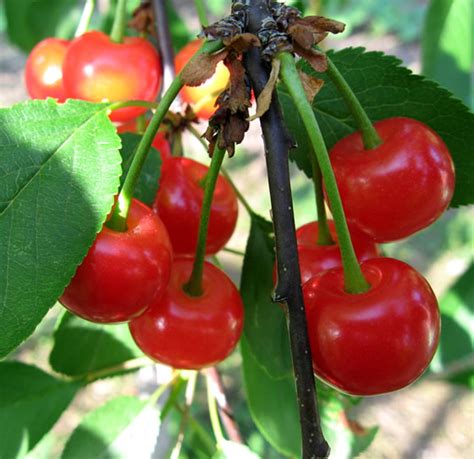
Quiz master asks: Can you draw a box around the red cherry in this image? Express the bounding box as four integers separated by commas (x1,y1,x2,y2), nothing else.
175,39,230,120
303,257,440,396
24,38,69,101
153,157,238,255
117,120,172,163
295,221,379,284
328,117,455,242
62,31,162,122
129,258,244,369
61,199,173,323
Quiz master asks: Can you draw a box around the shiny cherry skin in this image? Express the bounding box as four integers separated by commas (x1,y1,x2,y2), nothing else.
153,157,238,255
61,199,173,323
328,117,455,242
117,120,172,163
303,257,440,396
25,37,69,101
129,257,244,369
62,31,162,122
175,39,230,120
295,220,379,284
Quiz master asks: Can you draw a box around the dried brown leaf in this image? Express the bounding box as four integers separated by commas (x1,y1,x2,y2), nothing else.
294,44,328,72
298,70,324,102
180,49,229,87
248,59,280,121
223,33,261,53
129,1,155,36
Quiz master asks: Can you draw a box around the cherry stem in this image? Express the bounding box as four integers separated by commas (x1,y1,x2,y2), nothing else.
75,0,96,37
308,148,334,245
110,0,128,44
107,40,224,232
325,56,382,150
206,372,225,446
183,146,226,297
194,0,209,27
279,52,370,294
135,114,145,134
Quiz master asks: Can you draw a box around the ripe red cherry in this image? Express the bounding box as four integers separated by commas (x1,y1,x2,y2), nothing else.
303,257,440,396
153,157,238,255
117,121,172,163
62,31,162,122
24,37,69,101
328,117,455,242
295,220,379,284
175,39,230,120
129,258,244,369
61,199,173,323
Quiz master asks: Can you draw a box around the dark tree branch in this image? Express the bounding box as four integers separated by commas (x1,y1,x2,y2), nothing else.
242,1,329,457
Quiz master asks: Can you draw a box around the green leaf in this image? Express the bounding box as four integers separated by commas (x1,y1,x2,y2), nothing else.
280,47,474,207
240,215,293,379
62,396,160,459
317,383,377,458
422,0,473,109
4,0,81,53
49,312,142,380
240,337,301,458
119,133,162,207
430,263,474,388
0,99,122,358
0,361,79,458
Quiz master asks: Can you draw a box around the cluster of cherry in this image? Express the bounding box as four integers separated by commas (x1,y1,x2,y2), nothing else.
25,26,456,396
25,32,241,370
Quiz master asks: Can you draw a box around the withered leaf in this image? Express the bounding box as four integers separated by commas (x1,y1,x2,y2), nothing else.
294,44,328,72
248,59,281,121
298,70,324,102
223,33,261,53
180,49,229,87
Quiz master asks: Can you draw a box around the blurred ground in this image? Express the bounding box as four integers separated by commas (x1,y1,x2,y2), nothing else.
1,3,473,457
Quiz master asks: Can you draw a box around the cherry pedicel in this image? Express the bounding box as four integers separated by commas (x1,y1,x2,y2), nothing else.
303,257,440,396
25,38,69,101
328,117,455,242
62,31,162,122
295,220,379,284
175,38,230,120
153,157,238,256
129,258,244,369
61,199,173,323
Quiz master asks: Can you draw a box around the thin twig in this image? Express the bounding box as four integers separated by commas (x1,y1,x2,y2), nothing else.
205,367,243,444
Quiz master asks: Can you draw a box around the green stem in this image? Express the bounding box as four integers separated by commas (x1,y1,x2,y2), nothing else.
221,168,255,217
136,114,146,134
75,0,96,37
110,0,128,43
326,56,382,150
207,374,225,445
183,146,226,296
222,247,245,257
308,148,334,245
194,0,209,27
108,39,224,232
108,100,157,111
279,52,369,294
